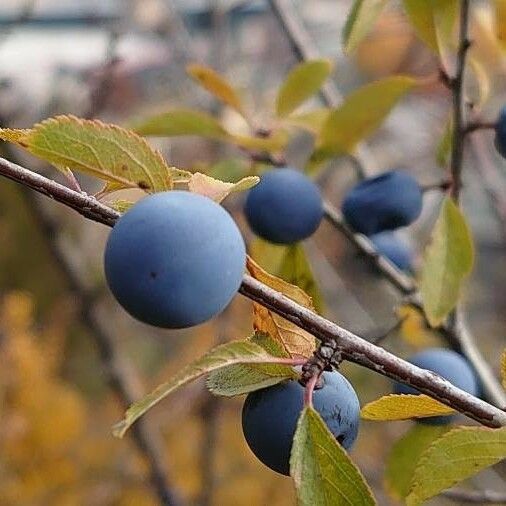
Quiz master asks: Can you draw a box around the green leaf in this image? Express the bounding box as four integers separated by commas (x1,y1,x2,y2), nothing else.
5,116,173,191
361,394,454,421
113,341,286,437
206,333,297,397
35,117,173,191
343,0,389,53
436,116,453,168
187,63,247,118
385,425,450,500
291,407,376,506
276,60,333,118
403,0,458,57
420,198,474,327
133,109,229,140
188,172,259,203
314,76,415,159
406,426,506,505
284,108,331,135
250,240,324,314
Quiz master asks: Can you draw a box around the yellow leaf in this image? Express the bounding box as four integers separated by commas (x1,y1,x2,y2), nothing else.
396,305,439,348
187,63,247,118
314,76,415,158
407,426,506,505
403,0,458,60
247,256,316,358
361,394,454,420
343,0,389,53
0,128,31,146
420,198,474,327
22,115,173,191
276,60,333,118
284,108,330,135
188,172,259,203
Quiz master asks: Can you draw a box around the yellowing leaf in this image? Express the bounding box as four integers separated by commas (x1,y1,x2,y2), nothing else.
22,115,172,191
188,172,259,203
250,238,288,274
501,349,506,389
231,130,289,153
495,0,506,49
206,333,297,397
113,340,285,438
403,0,458,60
187,63,246,118
385,425,450,500
420,198,474,327
276,60,333,118
291,407,376,506
406,426,506,505
247,256,316,358
396,305,439,348
314,76,415,158
284,108,330,135
361,394,454,421
343,0,389,53
133,109,229,140
0,128,31,146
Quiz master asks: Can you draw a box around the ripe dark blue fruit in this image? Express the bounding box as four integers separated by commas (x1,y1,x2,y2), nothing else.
494,106,506,158
394,348,479,425
370,232,413,271
104,191,246,329
242,371,360,475
342,170,423,235
244,167,323,244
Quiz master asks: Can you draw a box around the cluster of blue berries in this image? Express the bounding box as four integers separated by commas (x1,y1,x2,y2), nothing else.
342,170,422,271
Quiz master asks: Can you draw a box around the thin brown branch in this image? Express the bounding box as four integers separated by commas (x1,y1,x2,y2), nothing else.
443,488,506,504
1,156,505,427
465,121,497,135
322,201,416,294
449,0,471,202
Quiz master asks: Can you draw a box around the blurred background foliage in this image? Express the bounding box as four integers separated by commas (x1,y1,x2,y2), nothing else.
0,0,505,505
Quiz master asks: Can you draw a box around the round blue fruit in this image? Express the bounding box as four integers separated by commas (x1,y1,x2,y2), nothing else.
104,191,246,329
244,167,323,244
394,348,479,425
370,232,413,271
494,106,506,158
342,170,423,235
242,371,360,475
